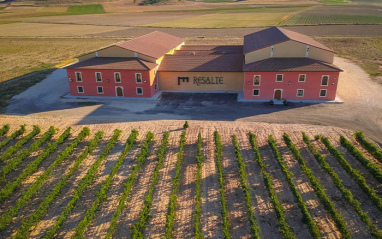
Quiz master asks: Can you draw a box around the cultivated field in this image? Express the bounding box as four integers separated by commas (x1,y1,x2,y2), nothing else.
0,123,381,238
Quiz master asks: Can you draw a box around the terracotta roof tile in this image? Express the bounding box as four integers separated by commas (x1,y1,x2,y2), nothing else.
243,27,334,54
116,31,184,59
158,54,243,72
66,57,157,70
243,58,342,72
173,45,243,56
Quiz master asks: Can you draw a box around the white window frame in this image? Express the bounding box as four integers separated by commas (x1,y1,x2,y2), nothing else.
253,89,260,96
319,89,327,97
75,72,82,82
253,75,261,86
135,73,142,84
136,87,143,95
95,72,102,82
77,86,84,94
276,74,283,82
296,89,304,97
114,72,121,83
115,86,124,97
97,86,104,94
321,75,329,86
298,74,306,82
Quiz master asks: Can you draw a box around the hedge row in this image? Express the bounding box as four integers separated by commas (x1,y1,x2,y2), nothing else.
213,131,230,239
248,133,295,239
73,130,143,238
130,131,170,238
14,130,104,239
283,133,351,238
164,131,187,239
268,135,321,239
340,136,382,183
194,132,204,239
0,125,40,162
303,132,382,238
43,129,122,239
0,127,88,232
0,124,26,150
0,127,71,203
0,126,55,182
355,132,382,163
0,124,10,137
231,134,261,239
321,136,382,211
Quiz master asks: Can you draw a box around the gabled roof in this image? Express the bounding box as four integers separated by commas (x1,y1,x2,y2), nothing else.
243,27,334,54
243,58,342,72
66,57,157,70
116,31,184,59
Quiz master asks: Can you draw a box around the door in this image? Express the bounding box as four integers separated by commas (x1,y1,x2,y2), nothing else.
274,89,282,100
116,87,124,97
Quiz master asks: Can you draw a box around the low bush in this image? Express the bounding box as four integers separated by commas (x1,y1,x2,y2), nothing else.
0,124,26,150
355,132,382,162
194,132,204,239
0,124,10,137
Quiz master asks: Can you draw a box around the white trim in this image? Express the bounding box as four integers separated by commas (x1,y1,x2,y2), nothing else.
115,86,124,97
95,72,102,82
136,87,143,95
276,74,283,82
114,72,121,83
305,45,310,57
252,89,260,96
135,73,142,84
319,89,327,97
297,89,304,97
97,86,104,94
273,89,283,100
298,74,306,82
77,86,84,94
253,75,261,86
270,45,274,57
321,75,329,86
75,72,82,82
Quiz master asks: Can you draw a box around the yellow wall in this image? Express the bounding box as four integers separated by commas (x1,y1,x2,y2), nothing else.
158,72,243,91
309,47,334,64
156,43,185,64
245,47,270,64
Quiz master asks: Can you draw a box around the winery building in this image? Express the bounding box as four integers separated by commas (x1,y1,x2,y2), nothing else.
66,27,342,101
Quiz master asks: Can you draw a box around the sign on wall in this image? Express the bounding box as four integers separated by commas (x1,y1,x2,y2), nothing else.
178,76,224,86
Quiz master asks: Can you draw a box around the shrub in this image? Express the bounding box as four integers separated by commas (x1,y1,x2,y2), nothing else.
183,121,189,129
194,132,204,239
354,131,382,163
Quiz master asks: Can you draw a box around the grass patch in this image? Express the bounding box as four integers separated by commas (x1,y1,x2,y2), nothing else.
0,20,18,24
148,6,308,13
320,0,349,4
283,14,382,25
66,4,105,15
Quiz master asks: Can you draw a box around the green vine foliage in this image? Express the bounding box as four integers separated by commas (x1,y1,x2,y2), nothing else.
0,125,40,162
43,129,122,239
355,132,382,163
73,130,144,239
0,124,10,137
321,136,382,211
283,133,351,239
340,136,382,183
194,132,204,239
268,135,321,239
0,126,55,182
213,131,230,239
0,124,26,150
231,134,261,239
303,132,382,238
248,133,295,239
0,127,89,232
130,132,170,239
164,131,187,239
13,131,104,239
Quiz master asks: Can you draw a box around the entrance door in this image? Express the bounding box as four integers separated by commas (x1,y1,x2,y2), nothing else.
116,87,124,97
274,89,282,100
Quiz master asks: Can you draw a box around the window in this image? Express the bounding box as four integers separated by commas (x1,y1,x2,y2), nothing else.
321,75,329,86
97,86,103,94
276,74,283,82
297,89,304,97
253,75,261,86
298,74,306,82
253,89,260,96
77,86,84,93
320,89,327,97
115,72,121,83
136,87,143,95
75,72,82,82
154,83,157,91
135,73,142,83
95,72,102,82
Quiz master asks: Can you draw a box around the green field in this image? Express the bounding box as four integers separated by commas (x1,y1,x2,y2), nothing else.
284,14,382,25
66,4,105,15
